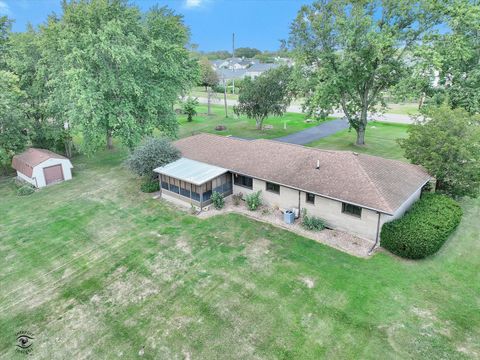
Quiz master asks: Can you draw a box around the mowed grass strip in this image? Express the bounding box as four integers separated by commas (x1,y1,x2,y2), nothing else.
175,104,329,139
307,121,410,160
0,148,479,359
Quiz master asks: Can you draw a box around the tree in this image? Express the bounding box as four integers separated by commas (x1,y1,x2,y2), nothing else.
0,71,29,174
399,106,480,198
181,97,199,122
125,137,180,180
0,16,12,70
290,0,443,145
235,47,261,58
199,57,218,115
436,1,480,115
53,1,198,154
234,66,293,130
205,50,231,60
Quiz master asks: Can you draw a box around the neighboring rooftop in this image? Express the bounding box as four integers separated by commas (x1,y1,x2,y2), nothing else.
12,148,67,177
154,157,228,186
174,134,432,214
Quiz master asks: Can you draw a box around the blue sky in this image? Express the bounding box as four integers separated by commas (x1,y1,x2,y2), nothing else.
0,0,311,51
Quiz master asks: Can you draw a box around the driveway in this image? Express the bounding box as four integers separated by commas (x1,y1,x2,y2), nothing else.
195,96,414,124
274,118,349,145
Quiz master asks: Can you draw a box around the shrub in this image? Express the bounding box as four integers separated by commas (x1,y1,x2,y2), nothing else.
246,191,262,211
125,137,180,180
17,184,35,196
212,84,225,93
301,208,325,231
232,193,243,206
211,191,225,209
140,180,160,193
381,193,463,259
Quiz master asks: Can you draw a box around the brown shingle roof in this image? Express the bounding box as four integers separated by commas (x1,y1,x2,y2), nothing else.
174,134,432,214
12,148,67,177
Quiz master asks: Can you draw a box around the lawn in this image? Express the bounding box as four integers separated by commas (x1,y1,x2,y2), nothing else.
307,121,410,160
176,104,326,139
0,147,479,359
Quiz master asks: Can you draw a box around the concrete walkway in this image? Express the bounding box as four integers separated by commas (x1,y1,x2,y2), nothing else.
274,118,349,145
195,96,414,124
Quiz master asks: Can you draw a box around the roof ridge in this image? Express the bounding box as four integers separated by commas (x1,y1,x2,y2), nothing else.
354,155,394,213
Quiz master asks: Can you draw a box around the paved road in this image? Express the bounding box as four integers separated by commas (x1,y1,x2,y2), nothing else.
274,118,349,145
195,96,414,124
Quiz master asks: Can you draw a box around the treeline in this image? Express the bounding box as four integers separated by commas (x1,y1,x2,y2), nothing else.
0,0,199,173
201,47,289,62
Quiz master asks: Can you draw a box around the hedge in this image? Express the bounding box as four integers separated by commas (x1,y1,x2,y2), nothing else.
381,193,462,259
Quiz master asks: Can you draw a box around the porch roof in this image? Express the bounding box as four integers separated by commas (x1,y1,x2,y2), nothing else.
154,157,228,186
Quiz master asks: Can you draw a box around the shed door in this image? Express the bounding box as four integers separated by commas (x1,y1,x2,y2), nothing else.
43,164,64,185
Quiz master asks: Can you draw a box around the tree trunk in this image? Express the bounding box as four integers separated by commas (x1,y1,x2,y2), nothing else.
418,92,426,109
106,128,113,150
356,106,368,145
207,87,212,115
356,126,366,145
64,140,73,158
256,118,263,130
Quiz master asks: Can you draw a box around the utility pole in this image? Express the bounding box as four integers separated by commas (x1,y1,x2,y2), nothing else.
223,75,228,118
232,32,235,95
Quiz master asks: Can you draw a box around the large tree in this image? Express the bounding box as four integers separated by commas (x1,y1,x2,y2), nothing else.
289,0,444,145
437,1,480,115
399,106,480,198
0,71,29,173
54,0,198,154
234,66,293,130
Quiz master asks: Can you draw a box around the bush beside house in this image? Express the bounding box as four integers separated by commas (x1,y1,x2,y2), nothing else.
381,193,463,259
125,137,180,191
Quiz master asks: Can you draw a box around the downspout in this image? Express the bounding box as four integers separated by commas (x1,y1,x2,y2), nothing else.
368,212,382,255
298,190,301,218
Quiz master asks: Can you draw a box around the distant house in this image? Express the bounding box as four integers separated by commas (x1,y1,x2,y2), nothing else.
154,134,433,243
12,148,73,188
245,63,280,78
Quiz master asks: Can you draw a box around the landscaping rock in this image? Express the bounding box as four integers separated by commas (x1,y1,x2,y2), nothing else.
215,125,227,131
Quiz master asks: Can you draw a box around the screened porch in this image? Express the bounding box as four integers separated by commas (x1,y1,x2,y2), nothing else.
154,158,232,207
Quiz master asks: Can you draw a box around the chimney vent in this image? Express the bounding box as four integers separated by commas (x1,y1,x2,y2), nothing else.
316,160,320,169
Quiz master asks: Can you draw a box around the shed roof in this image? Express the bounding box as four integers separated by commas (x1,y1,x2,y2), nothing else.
154,158,228,185
12,148,68,177
174,134,433,214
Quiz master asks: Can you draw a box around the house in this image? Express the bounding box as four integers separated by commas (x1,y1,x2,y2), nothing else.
245,63,280,78
154,134,433,243
12,148,73,188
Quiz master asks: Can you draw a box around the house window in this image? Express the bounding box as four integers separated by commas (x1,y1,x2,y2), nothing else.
342,203,362,217
234,174,253,189
306,192,315,204
266,182,280,194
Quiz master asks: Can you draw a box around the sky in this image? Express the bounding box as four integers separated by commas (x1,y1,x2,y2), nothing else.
0,0,311,51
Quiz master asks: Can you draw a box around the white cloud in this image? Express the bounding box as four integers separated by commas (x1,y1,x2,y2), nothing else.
184,0,205,9
0,1,10,15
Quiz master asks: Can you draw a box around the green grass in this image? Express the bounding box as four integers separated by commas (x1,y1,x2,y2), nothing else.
176,104,328,139
0,147,479,359
308,121,410,160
